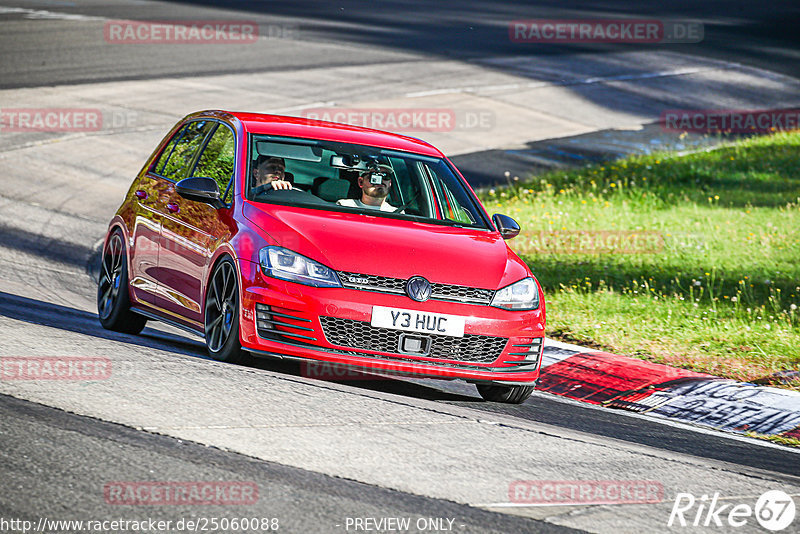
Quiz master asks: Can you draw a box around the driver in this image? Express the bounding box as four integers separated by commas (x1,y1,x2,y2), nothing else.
252,156,293,191
336,164,397,212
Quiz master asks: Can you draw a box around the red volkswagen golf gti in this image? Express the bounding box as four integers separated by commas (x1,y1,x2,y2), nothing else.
98,110,545,403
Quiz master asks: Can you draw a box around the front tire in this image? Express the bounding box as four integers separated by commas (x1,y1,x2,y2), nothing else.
97,230,147,335
204,257,249,364
476,383,535,404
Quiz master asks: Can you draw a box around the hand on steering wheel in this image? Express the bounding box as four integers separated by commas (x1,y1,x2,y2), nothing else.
270,179,293,190
253,181,293,196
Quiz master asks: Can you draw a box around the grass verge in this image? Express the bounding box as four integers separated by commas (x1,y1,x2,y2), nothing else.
745,432,800,448
478,131,800,388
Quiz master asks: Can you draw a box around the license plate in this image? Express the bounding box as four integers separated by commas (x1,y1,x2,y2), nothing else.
371,306,465,337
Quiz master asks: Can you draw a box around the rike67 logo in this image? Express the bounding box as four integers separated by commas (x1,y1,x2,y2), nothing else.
669,490,795,531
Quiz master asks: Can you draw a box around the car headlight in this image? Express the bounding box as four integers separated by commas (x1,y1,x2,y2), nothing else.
491,277,540,310
259,246,341,288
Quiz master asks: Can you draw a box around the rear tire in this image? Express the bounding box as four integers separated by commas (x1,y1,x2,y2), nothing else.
204,257,249,364
476,384,535,404
97,230,147,335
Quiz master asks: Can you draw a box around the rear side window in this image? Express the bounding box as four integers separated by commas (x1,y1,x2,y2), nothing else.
153,120,214,181
194,125,236,203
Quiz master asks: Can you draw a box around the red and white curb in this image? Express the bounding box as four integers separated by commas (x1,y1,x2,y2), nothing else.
540,340,800,439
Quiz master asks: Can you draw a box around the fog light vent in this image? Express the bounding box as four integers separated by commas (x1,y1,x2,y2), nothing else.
255,303,316,342
509,337,544,364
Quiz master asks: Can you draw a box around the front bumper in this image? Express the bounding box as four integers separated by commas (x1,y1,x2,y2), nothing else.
238,260,545,383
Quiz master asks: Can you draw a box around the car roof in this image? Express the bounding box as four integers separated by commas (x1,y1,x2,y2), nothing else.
205,110,444,158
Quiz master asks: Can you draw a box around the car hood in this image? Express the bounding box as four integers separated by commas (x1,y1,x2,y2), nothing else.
243,202,528,289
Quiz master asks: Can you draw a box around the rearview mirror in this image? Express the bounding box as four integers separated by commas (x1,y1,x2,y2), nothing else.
492,213,520,240
330,154,369,170
176,177,225,209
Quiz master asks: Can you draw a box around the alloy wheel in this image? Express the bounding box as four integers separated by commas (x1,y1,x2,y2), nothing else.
205,260,238,353
98,233,124,320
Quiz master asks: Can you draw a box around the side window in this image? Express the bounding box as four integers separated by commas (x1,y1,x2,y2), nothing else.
154,121,214,182
426,164,477,224
153,128,183,175
386,157,410,205
441,183,476,224
194,125,236,203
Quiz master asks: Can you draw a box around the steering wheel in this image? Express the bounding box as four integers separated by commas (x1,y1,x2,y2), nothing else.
251,184,332,206
252,183,278,197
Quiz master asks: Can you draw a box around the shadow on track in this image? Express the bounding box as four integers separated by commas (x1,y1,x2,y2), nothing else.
0,224,94,270
4,290,799,478
440,392,800,479
0,291,474,402
172,0,800,80
0,291,205,358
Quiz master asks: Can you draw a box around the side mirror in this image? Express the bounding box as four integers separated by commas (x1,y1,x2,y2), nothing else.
176,177,225,209
492,213,520,240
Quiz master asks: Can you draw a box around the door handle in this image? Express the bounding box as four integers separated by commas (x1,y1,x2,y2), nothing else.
166,203,180,214
135,190,148,200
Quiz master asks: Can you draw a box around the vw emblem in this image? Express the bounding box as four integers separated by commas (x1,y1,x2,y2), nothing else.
406,276,432,302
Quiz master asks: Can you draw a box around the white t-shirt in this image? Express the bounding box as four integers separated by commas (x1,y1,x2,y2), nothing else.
336,198,397,212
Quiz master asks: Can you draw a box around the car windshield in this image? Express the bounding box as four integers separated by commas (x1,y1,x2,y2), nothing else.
246,135,489,229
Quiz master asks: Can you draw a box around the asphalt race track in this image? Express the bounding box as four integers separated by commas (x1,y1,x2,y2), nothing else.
1,1,800,533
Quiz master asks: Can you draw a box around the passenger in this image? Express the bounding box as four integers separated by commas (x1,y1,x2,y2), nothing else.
252,156,293,191
336,165,397,212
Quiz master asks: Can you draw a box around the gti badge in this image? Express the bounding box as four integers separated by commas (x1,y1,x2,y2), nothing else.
406,276,432,302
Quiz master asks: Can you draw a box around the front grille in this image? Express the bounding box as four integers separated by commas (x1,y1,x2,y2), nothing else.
337,271,494,305
338,272,406,293
430,282,494,304
319,316,507,364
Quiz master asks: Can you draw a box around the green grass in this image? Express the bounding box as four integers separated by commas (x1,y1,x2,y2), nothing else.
745,431,800,448
478,131,800,386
